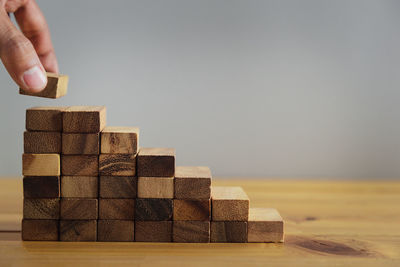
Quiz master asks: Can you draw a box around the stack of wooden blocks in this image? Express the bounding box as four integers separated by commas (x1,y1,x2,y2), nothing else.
22,106,284,243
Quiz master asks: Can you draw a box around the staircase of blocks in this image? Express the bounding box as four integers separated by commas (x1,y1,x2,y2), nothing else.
22,106,284,243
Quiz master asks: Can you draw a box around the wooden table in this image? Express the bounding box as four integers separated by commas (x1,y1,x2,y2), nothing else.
0,178,399,266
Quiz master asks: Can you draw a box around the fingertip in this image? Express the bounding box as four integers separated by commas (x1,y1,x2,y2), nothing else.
21,65,47,92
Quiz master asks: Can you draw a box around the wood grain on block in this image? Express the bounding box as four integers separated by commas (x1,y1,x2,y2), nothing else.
23,198,59,219
210,221,248,243
60,220,97,242
23,176,60,198
60,198,98,220
62,133,99,155
22,219,59,241
97,220,134,242
137,177,174,199
99,176,137,198
211,186,249,221
137,148,175,177
135,199,173,221
173,221,210,243
19,72,68,99
101,126,139,154
61,176,98,198
62,106,106,133
174,166,211,199
98,199,135,220
135,221,172,242
26,106,66,132
24,131,61,153
99,154,136,176
22,154,60,176
247,208,284,243
61,155,98,176
173,199,210,221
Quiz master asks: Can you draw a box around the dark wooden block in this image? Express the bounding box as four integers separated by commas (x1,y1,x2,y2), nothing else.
137,148,175,177
135,199,173,221
60,220,97,241
60,198,98,220
97,220,134,242
211,186,249,221
173,221,210,243
20,72,68,99
211,221,248,243
23,198,59,219
62,106,106,133
61,176,98,198
99,176,137,198
24,131,61,153
173,199,210,221
23,176,60,198
62,133,99,154
99,154,136,176
22,219,59,241
26,106,66,132
135,221,172,242
247,208,284,243
174,166,211,199
101,126,139,154
61,155,98,176
99,199,135,220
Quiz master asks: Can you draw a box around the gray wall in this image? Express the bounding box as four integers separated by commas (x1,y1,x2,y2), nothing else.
1,0,400,178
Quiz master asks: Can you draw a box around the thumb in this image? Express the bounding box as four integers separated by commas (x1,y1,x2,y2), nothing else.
0,10,47,93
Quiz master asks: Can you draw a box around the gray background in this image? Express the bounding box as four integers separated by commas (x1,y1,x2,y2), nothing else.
1,0,400,178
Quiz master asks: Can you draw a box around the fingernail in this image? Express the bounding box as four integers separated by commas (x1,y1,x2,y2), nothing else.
22,66,47,92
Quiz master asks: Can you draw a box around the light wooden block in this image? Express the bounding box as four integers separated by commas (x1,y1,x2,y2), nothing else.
210,221,248,243
99,199,135,220
19,72,68,99
61,155,98,176
23,176,60,198
23,198,59,219
174,166,211,199
24,131,61,153
62,133,99,155
137,177,174,198
173,199,210,221
135,199,173,221
22,154,60,176
211,186,249,221
99,176,137,198
173,221,210,243
247,208,284,243
99,154,136,176
60,220,97,241
60,198,98,220
101,126,139,154
62,106,106,133
61,176,98,198
97,220,134,242
22,219,58,241
137,148,175,177
135,221,172,242
26,106,66,132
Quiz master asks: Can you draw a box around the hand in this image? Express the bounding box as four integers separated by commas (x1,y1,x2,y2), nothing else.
0,0,58,93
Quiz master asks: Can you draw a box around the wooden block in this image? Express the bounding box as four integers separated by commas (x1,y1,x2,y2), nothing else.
24,131,61,153
19,72,68,99
63,106,106,133
247,208,284,243
61,155,98,176
23,176,60,198
99,176,137,198
135,221,172,242
173,200,210,221
135,199,173,221
26,106,66,132
97,220,134,242
174,166,211,199
137,177,174,198
62,133,99,154
99,199,135,220
60,220,97,241
22,219,59,241
60,198,98,220
210,221,248,243
99,154,136,176
101,126,139,154
173,221,210,243
23,198,59,219
61,176,98,198
137,148,175,177
22,154,60,176
211,186,249,221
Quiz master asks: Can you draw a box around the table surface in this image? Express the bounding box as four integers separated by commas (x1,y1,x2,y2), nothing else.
0,178,399,267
